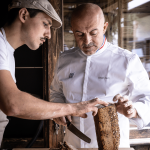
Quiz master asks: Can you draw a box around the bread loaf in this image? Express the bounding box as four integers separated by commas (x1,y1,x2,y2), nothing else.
94,104,120,150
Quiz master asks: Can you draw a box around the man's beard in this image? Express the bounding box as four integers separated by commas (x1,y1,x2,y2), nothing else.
39,37,47,46
82,42,97,51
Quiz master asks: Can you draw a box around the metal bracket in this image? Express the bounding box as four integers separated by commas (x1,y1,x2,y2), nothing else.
53,121,60,135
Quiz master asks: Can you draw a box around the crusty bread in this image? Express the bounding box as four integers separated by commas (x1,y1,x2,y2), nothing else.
94,104,120,150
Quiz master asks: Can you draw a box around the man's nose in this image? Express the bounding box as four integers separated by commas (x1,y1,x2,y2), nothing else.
84,35,91,45
44,28,51,39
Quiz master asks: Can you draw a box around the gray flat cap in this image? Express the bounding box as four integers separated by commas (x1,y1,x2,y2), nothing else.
8,0,62,28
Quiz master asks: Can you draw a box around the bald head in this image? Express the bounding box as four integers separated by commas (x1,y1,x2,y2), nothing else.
70,3,108,55
71,3,105,27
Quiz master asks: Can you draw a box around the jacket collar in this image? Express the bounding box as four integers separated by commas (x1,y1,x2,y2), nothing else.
95,36,107,55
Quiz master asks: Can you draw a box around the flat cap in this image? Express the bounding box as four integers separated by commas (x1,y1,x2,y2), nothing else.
8,0,62,28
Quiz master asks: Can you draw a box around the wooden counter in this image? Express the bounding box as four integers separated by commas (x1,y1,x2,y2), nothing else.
13,148,134,150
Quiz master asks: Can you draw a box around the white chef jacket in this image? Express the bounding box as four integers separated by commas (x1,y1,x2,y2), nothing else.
50,39,150,148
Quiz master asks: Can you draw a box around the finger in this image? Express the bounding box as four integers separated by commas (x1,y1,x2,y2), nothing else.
124,100,132,108
127,108,134,114
60,116,67,125
113,94,122,102
127,105,133,112
118,95,129,104
90,98,108,106
92,107,98,116
54,117,66,126
97,98,109,106
118,97,128,104
57,118,65,125
123,95,129,100
79,113,87,118
53,117,62,125
66,115,72,122
53,117,60,123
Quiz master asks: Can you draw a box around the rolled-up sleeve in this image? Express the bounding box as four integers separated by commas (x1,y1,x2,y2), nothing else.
127,54,150,129
49,59,66,103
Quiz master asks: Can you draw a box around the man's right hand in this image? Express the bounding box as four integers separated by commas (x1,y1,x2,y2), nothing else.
71,98,108,118
53,115,72,126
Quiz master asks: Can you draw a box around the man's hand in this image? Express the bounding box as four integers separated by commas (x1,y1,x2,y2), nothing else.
113,94,138,118
53,115,72,126
71,98,108,118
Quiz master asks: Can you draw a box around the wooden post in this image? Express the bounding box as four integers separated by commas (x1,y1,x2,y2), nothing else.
46,0,64,148
146,39,150,56
118,0,122,47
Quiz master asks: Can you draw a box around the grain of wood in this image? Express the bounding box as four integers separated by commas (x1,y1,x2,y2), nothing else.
47,0,64,148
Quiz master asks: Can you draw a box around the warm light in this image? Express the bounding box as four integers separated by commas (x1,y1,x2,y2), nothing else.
128,0,150,10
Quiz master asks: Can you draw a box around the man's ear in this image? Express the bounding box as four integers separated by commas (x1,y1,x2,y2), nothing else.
103,22,108,34
18,8,30,23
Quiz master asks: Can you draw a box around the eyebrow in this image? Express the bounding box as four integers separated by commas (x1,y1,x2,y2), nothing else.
90,29,98,32
46,19,52,25
75,30,83,33
75,29,98,33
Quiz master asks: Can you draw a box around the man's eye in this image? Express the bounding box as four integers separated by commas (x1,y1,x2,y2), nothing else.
43,22,48,27
90,30,98,35
77,34,83,37
91,32,97,35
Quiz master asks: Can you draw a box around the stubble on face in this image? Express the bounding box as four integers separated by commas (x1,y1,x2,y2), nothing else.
82,42,97,52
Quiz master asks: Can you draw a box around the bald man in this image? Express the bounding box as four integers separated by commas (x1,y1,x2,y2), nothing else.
50,3,150,148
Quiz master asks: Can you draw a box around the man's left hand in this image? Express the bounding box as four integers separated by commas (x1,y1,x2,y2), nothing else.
113,94,138,118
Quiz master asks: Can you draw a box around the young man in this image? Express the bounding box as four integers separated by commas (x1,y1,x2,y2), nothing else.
0,0,108,146
50,3,150,148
